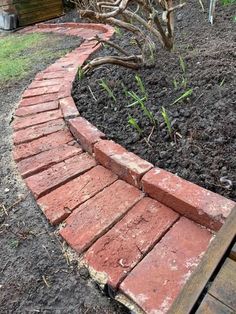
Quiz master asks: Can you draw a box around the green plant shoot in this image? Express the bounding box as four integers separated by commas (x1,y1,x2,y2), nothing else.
128,115,142,134
161,107,172,136
128,91,156,126
99,79,116,101
135,74,146,96
171,88,193,105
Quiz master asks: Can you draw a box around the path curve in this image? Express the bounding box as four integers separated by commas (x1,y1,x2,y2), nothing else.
13,23,235,314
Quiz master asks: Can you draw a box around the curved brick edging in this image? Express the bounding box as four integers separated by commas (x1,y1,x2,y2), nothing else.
12,23,235,314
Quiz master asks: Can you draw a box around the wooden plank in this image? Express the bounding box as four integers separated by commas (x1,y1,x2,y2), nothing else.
196,294,234,314
169,206,236,314
229,242,236,261
209,258,236,310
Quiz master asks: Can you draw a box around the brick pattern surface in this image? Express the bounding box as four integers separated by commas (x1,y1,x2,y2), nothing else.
37,165,118,224
13,130,73,162
120,217,213,314
17,144,82,178
60,180,144,253
25,153,96,198
11,23,235,314
84,197,179,288
13,109,62,131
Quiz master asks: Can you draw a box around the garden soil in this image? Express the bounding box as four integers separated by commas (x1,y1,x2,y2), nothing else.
73,0,236,201
0,33,127,313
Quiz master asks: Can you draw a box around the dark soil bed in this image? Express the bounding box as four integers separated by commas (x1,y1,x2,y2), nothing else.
73,1,236,201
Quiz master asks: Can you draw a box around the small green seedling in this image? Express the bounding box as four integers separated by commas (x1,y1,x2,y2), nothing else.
99,79,116,101
128,115,142,134
219,78,225,86
179,56,186,74
121,82,129,97
77,67,85,80
10,239,19,249
171,88,193,105
128,91,156,126
161,107,172,136
114,26,122,37
173,79,178,90
135,74,146,96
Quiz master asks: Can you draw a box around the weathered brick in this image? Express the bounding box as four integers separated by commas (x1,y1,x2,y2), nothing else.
13,129,73,161
19,93,58,107
94,140,153,188
84,197,179,288
17,144,82,178
69,117,106,154
15,101,59,117
28,79,64,89
142,168,236,231
120,217,213,314
13,119,65,145
25,153,96,198
37,165,118,224
58,82,73,99
60,97,79,119
22,85,61,98
35,70,69,81
60,180,144,253
13,110,62,131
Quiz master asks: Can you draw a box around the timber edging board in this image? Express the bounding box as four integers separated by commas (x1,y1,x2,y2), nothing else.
168,206,236,314
0,0,63,27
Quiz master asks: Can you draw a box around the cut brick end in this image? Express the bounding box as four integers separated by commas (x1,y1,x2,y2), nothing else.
69,117,106,154
142,168,236,231
37,165,118,225
94,140,153,188
120,217,213,314
84,197,179,288
60,180,144,254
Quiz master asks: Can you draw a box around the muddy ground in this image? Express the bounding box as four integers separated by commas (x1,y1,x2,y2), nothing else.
0,32,127,314
73,0,236,201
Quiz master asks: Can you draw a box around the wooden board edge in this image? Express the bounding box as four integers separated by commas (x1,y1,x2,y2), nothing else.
168,206,236,314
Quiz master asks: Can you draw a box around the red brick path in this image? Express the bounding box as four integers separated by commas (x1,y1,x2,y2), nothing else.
12,23,235,314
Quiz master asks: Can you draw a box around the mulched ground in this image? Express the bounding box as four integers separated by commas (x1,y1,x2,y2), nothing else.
73,1,236,201
0,32,127,314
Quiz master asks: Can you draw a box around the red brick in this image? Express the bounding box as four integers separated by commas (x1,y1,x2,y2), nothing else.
28,79,64,89
13,119,65,144
25,153,96,199
13,129,73,161
60,97,79,119
94,140,153,188
22,85,61,98
13,110,62,131
35,71,69,81
120,217,213,314
84,197,179,288
17,144,82,178
60,180,144,253
15,101,59,117
142,168,236,231
58,82,72,99
19,93,58,107
69,117,106,154
37,165,118,224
